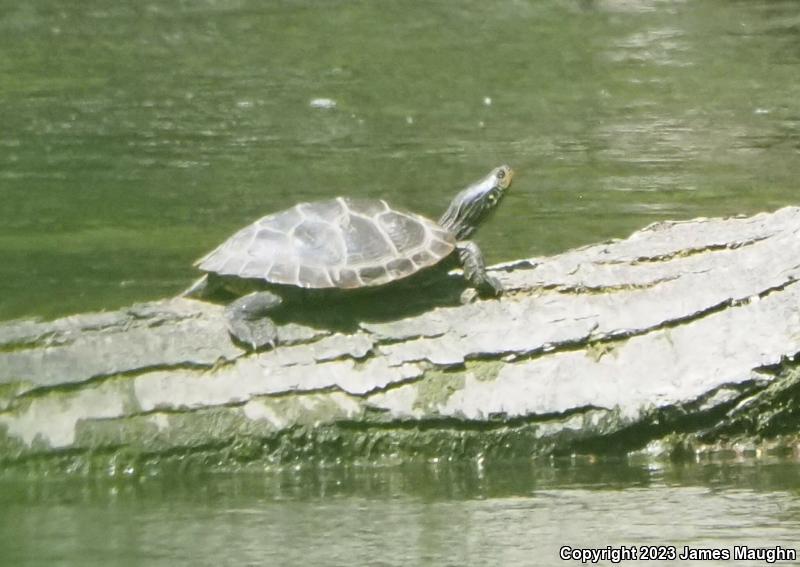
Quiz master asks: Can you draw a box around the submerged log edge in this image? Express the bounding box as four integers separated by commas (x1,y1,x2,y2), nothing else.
2,206,800,473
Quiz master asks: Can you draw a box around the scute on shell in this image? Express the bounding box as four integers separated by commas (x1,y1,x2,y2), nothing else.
195,197,455,289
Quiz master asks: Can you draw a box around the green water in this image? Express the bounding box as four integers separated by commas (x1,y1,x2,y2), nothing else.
3,1,800,564
2,0,799,321
2,462,800,566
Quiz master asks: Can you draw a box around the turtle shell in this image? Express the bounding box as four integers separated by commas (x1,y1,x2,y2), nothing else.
196,197,456,289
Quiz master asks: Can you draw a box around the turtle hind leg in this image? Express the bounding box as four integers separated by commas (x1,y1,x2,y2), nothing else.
456,240,503,301
224,291,283,351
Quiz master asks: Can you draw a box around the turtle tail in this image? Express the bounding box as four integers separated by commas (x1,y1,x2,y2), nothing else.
182,274,210,298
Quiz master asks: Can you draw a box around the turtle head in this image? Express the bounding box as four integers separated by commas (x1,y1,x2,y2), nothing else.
438,165,513,240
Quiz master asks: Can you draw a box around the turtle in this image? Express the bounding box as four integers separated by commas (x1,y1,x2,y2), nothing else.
184,164,513,350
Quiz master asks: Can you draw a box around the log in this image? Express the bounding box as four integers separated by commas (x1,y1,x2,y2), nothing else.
2,207,800,473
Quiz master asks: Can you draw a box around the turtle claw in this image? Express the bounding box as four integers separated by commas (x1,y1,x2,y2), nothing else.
223,291,282,352
460,277,503,304
227,317,278,352
460,288,479,304
485,276,503,297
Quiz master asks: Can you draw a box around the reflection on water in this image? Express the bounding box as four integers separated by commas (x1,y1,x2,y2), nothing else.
0,0,799,320
2,461,799,566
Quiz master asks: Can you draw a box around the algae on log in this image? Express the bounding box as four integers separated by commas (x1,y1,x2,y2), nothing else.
3,207,800,472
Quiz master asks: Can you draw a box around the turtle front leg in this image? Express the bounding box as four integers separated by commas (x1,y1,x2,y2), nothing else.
456,240,503,299
224,291,283,351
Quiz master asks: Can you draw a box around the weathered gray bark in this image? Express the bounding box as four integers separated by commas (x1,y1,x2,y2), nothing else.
2,207,800,473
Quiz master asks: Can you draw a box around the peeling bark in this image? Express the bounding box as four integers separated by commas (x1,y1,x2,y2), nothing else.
2,207,800,472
